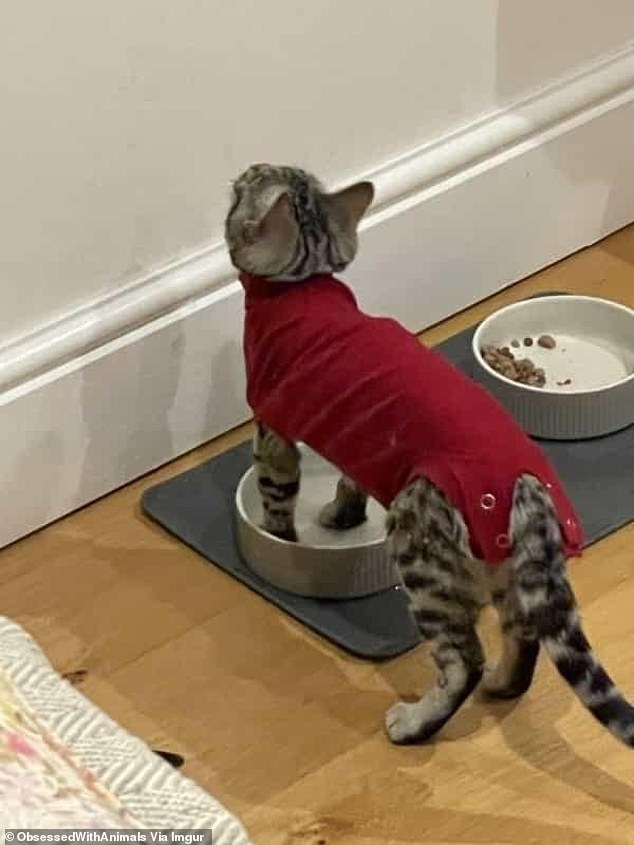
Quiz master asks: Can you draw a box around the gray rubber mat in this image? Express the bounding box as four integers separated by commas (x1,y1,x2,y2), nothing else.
142,304,633,659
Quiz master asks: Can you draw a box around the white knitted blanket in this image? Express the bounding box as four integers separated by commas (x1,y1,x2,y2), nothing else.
0,616,251,844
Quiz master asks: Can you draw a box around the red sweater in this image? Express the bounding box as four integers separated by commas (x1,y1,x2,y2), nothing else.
240,272,583,563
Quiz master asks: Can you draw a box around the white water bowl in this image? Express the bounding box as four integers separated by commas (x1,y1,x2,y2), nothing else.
472,295,634,440
235,445,398,599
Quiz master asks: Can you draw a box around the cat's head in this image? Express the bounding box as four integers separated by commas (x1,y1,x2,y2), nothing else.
224,163,374,281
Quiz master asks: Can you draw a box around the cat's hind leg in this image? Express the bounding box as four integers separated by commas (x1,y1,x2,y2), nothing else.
318,474,367,530
482,563,540,699
508,473,634,747
253,422,300,542
385,478,485,744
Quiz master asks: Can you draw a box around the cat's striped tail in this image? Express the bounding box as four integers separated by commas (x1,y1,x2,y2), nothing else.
510,474,634,748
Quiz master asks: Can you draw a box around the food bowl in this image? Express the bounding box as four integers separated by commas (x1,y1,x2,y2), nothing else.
472,295,634,440
235,445,397,599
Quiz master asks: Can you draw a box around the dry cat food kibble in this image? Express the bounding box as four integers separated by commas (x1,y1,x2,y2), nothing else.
513,334,557,349
482,337,574,389
481,344,546,387
485,333,564,386
537,334,557,349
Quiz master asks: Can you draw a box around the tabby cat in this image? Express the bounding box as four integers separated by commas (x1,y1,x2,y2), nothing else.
225,163,634,747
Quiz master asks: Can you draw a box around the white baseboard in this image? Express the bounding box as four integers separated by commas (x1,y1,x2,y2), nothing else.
3,47,634,548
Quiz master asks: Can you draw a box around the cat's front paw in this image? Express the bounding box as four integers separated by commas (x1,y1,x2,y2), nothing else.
318,501,367,531
385,701,425,745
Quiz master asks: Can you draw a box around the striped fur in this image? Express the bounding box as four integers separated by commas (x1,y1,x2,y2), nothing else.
383,473,634,746
510,475,634,747
225,163,373,281
253,422,300,542
226,163,634,749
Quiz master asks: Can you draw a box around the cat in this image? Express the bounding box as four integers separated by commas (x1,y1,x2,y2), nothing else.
225,162,634,747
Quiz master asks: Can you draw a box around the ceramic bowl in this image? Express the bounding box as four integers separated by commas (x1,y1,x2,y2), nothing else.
235,445,397,599
472,295,634,439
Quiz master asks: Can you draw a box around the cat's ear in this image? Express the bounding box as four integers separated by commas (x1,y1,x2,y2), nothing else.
328,181,374,227
244,191,295,244
259,191,295,238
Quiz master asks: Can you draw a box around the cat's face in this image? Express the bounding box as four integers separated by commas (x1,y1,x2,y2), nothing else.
224,163,374,281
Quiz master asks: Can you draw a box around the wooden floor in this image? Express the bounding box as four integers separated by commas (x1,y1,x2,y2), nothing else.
3,226,634,844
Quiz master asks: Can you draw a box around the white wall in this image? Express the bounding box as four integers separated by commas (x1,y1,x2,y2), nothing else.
2,0,633,345
2,1,634,547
